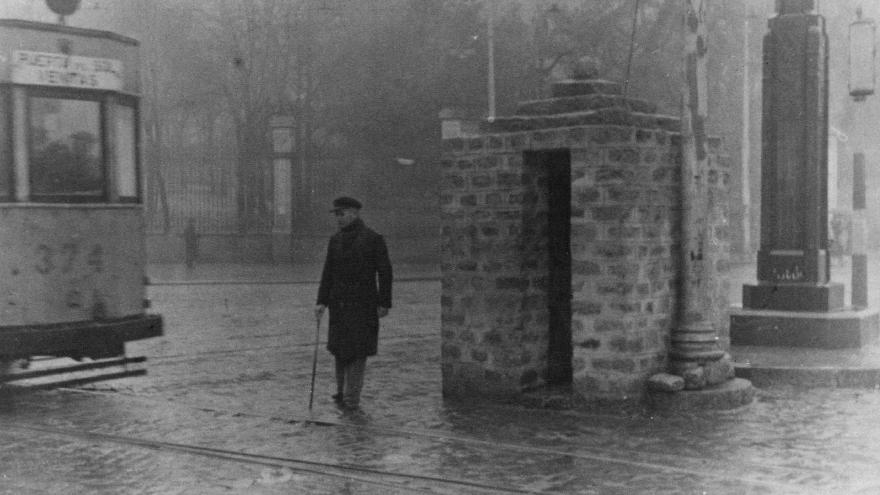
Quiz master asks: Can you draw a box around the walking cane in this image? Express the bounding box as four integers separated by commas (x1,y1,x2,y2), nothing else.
308,316,320,410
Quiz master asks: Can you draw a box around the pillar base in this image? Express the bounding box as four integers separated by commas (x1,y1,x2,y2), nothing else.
742,282,844,312
730,306,879,349
732,343,880,388
646,378,755,412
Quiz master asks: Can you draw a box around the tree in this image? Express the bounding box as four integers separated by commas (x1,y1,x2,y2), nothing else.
136,0,201,234
135,0,748,239
195,0,304,233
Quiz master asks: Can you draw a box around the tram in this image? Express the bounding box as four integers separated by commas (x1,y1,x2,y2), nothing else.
0,13,161,382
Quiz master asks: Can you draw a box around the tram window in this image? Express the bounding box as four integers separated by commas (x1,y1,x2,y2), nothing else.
114,104,138,200
29,96,104,200
0,95,9,200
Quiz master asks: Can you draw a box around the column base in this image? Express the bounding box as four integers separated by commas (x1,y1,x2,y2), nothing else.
646,378,755,412
730,306,880,349
742,282,844,311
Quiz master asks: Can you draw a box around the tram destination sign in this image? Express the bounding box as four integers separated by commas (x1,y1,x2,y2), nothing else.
11,50,123,90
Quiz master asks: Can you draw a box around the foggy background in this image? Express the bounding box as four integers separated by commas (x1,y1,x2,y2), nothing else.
3,0,879,265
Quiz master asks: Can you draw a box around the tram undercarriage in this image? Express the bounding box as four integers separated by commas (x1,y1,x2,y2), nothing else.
0,315,163,388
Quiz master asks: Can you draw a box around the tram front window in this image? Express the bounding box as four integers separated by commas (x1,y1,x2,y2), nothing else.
29,97,103,200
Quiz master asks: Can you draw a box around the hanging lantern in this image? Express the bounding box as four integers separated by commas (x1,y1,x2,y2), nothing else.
849,6,876,101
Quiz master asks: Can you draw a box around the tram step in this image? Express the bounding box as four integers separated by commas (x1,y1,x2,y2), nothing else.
0,356,147,383
21,369,147,391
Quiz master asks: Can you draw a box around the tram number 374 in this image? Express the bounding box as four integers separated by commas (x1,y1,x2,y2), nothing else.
34,242,104,275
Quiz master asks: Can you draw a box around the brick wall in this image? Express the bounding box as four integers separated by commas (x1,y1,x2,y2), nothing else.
440,80,731,401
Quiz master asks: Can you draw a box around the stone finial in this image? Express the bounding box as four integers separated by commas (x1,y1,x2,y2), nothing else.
571,56,602,80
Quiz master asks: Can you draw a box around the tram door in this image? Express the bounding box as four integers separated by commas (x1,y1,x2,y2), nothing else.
526,149,572,386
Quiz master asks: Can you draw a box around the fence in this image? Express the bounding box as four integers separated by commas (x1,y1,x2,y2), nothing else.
144,153,440,263
146,157,272,235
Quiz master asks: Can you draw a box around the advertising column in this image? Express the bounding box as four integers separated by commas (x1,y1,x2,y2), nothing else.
269,115,294,261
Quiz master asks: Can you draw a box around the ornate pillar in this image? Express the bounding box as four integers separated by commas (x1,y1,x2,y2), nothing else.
743,0,844,311
731,0,878,350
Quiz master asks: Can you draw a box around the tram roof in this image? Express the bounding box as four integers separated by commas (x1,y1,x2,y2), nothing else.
0,19,138,46
0,18,139,94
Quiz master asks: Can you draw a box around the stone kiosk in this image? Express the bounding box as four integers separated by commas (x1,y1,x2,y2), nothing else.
439,74,733,402
731,0,879,349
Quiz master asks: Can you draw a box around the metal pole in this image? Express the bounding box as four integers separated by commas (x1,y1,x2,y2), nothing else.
623,0,641,97
852,152,868,308
669,0,725,380
487,0,496,121
308,318,320,410
740,8,752,253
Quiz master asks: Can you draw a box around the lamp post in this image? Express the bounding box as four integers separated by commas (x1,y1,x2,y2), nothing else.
848,6,875,308
849,7,876,102
487,0,496,121
668,0,727,387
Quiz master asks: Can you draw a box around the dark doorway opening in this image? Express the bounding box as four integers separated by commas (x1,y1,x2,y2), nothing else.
525,149,572,386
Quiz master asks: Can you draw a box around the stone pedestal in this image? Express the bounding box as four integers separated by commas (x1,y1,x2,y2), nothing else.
731,307,879,349
742,282,844,312
646,378,755,412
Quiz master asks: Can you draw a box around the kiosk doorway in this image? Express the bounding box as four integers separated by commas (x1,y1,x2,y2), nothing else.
525,149,572,385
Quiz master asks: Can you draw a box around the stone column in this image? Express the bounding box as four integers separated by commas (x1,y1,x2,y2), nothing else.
743,0,844,311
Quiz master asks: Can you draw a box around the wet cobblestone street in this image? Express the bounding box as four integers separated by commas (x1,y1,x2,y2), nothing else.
2,265,880,493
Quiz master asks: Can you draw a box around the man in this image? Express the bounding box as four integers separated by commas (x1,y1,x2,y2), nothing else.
315,196,392,410
184,218,198,269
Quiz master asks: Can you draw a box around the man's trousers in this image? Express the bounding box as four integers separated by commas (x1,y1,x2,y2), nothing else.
334,356,366,408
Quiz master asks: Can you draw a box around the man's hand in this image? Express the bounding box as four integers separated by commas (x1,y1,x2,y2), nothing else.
377,306,389,318
315,305,326,322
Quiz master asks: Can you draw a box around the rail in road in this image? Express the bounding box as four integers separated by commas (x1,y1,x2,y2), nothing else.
3,421,528,495
148,275,441,286
10,385,843,494
13,277,862,492
143,332,437,364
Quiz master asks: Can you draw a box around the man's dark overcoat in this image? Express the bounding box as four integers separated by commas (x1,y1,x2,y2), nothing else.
317,218,392,363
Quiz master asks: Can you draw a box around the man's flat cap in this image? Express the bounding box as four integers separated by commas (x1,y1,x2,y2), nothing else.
331,196,362,211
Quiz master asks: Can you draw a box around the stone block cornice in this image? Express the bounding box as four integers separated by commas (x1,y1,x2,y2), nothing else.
515,94,658,117
480,108,680,134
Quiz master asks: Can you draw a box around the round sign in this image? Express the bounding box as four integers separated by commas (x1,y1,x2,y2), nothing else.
45,0,81,16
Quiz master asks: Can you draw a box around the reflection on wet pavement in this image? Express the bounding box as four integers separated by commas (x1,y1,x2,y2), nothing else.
4,383,880,493
0,278,879,493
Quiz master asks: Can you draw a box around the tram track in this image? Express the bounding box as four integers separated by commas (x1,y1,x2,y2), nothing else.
3,422,531,495
148,276,440,287
143,331,437,364
49,278,858,492
18,334,848,492
46,386,849,493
